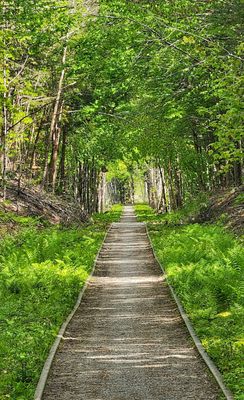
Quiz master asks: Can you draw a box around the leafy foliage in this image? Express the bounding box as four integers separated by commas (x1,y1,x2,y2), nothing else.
135,204,244,398
1,0,243,395
135,192,209,224
1,0,243,205
0,205,122,399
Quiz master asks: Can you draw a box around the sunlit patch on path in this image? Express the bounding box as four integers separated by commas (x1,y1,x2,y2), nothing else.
43,206,220,400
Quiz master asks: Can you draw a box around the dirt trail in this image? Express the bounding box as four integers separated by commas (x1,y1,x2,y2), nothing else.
42,206,220,399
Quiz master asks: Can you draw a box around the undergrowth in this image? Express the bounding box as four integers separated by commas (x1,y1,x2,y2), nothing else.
135,203,244,399
0,204,122,400
135,192,209,225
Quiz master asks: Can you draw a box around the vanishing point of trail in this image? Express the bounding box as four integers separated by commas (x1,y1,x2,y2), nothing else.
43,206,220,399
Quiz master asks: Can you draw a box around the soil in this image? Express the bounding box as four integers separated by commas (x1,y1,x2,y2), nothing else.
196,186,244,234
0,180,88,227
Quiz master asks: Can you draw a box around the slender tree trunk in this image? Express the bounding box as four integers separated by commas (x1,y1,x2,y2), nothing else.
192,128,205,190
145,170,151,206
2,95,8,200
1,33,8,200
43,46,67,189
81,162,85,204
59,126,67,192
174,162,183,209
93,167,99,212
158,165,168,213
233,140,242,186
168,160,176,210
48,100,64,191
146,168,157,208
234,162,242,186
29,112,46,173
84,162,90,213
102,172,106,211
80,162,85,209
130,174,135,204
89,161,94,212
73,162,79,200
42,128,50,186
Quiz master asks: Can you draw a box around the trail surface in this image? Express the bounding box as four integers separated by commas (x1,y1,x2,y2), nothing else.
43,206,220,399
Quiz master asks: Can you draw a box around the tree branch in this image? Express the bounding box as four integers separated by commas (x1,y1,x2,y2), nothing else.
7,101,53,132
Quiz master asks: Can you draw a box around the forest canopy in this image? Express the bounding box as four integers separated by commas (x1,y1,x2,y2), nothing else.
1,0,243,211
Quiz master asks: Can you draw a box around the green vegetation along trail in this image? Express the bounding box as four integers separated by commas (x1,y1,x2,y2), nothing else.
41,206,220,399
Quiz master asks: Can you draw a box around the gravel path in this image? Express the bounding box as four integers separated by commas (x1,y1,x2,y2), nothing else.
43,206,220,400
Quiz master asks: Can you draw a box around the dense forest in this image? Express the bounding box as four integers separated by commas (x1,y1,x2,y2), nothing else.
0,1,243,399
1,0,243,212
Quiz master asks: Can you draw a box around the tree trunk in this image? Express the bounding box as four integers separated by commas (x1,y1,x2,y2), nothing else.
233,140,242,186
158,165,168,213
192,128,205,190
48,100,64,192
44,46,67,190
59,126,67,192
29,112,46,174
1,54,8,200
130,174,135,204
145,168,157,208
168,160,176,210
98,171,106,213
174,162,183,209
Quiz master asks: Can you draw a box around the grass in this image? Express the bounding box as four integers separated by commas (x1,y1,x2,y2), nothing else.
234,192,244,206
135,203,244,399
0,204,122,400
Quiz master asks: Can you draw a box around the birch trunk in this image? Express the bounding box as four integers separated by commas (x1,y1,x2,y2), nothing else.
158,165,168,213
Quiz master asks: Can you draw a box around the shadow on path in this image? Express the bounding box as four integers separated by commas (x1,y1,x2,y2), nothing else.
43,206,220,400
